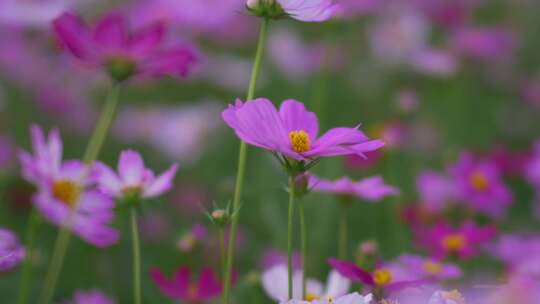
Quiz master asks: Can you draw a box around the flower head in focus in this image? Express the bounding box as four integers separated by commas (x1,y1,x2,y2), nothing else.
247,0,339,22
150,266,222,302
95,150,177,202
52,11,198,82
64,289,115,304
0,227,25,272
222,98,384,175
19,125,118,247
415,221,496,260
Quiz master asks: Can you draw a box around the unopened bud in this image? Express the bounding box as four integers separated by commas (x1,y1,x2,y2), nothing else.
359,240,378,256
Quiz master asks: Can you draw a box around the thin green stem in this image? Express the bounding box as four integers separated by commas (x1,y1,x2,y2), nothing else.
38,220,72,304
222,17,269,304
39,83,121,304
338,202,349,260
219,228,226,281
287,175,295,300
299,198,307,299
16,208,40,304
84,83,121,164
131,208,142,304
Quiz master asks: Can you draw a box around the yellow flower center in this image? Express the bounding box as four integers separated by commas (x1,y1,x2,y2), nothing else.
469,171,489,192
442,234,466,252
441,290,465,304
52,180,80,206
373,269,393,286
423,260,443,275
187,283,198,299
379,300,400,304
305,293,320,302
289,130,311,153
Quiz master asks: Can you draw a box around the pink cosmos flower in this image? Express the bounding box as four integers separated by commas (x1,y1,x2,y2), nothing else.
309,174,399,202
328,257,426,293
262,264,351,302
386,254,462,282
416,170,456,212
0,227,25,272
450,26,517,62
491,234,540,278
52,11,198,81
95,150,177,200
64,289,115,304
150,266,222,302
19,125,118,247
449,152,513,219
415,221,496,260
222,99,384,165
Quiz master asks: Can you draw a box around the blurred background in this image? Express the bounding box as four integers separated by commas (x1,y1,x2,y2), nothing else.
2,0,540,302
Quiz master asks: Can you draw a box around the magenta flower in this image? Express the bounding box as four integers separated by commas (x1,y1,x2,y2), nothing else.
95,150,177,200
386,254,462,282
150,266,222,302
450,26,517,61
416,170,456,212
0,227,25,272
309,174,399,202
52,11,198,81
64,289,115,304
19,125,118,247
415,221,496,260
222,98,384,171
328,257,425,293
449,152,513,219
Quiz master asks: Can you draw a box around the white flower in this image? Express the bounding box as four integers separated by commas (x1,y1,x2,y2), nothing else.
262,264,353,302
279,292,373,304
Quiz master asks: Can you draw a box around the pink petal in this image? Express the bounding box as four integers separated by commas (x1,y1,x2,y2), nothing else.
129,23,165,57
139,46,198,78
143,164,178,198
52,12,96,62
197,268,222,299
118,150,145,186
93,12,127,50
278,99,319,139
94,162,123,197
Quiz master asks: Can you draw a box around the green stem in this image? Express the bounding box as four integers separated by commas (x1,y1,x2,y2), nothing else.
84,83,121,164
222,18,269,304
131,208,142,304
16,208,40,304
338,202,349,260
219,228,226,281
287,175,296,300
39,83,121,304
299,198,307,300
38,221,72,304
